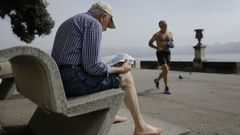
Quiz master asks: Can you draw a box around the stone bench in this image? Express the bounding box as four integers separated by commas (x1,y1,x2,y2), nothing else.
0,46,125,135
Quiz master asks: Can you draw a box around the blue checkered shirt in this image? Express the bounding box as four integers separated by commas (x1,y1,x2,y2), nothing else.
51,11,112,76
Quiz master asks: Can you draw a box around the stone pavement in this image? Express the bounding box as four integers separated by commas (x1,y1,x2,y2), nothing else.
1,69,240,135
110,108,189,135
132,69,240,135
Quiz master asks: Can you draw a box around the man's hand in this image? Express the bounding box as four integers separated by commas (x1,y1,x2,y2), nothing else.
167,41,174,48
111,60,132,74
121,60,132,73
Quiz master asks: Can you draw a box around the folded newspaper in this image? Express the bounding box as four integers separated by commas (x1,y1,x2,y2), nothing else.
101,53,135,66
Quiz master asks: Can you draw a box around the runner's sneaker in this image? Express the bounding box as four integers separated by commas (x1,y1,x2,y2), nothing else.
154,79,160,89
164,87,171,95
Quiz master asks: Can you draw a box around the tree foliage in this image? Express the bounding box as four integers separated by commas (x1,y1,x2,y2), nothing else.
0,0,54,43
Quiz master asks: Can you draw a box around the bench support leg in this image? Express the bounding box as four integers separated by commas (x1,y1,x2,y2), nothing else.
0,78,15,100
29,105,121,135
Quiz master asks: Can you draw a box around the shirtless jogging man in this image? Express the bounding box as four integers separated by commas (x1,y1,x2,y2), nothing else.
148,20,174,94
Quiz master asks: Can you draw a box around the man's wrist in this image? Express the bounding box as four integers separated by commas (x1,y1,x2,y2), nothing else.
111,66,124,74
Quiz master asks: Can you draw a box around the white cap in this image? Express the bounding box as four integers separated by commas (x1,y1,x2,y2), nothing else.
90,1,116,28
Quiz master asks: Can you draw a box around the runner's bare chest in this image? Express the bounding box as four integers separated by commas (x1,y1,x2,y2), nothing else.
155,32,171,42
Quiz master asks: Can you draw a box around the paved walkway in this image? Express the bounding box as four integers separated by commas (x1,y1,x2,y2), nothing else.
1,69,240,135
110,108,189,135
132,69,240,135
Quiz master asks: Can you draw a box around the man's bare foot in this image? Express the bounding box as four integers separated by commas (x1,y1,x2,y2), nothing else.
134,124,163,135
113,115,128,124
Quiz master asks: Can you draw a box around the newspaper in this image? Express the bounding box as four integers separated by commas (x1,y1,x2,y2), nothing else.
101,53,134,66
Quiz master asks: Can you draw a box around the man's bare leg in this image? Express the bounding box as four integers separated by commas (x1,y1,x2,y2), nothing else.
154,65,168,89
161,64,171,94
156,72,163,81
161,64,169,88
121,72,163,135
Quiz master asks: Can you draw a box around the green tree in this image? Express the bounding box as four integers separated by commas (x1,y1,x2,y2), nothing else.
0,0,54,43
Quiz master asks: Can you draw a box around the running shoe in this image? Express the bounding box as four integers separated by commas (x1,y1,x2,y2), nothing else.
154,79,160,89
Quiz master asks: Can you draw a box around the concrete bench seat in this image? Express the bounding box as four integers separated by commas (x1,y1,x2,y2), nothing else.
66,89,123,117
0,46,125,135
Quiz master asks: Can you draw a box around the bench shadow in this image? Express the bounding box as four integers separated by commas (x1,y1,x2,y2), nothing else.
2,125,35,135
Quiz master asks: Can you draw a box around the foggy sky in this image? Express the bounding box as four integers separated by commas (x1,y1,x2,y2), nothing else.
0,0,240,54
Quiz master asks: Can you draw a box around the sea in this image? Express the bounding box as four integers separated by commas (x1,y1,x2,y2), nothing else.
134,53,240,68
